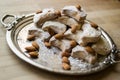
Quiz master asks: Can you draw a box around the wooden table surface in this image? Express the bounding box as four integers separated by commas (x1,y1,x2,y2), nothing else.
0,0,120,80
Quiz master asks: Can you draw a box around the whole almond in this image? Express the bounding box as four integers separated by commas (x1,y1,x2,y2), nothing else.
48,28,56,36
62,56,70,64
85,46,95,54
76,24,81,30
54,33,64,39
29,51,39,58
55,10,61,16
71,24,77,33
79,42,86,46
25,46,36,52
36,10,42,14
75,14,81,22
62,63,71,70
90,21,98,29
44,42,51,48
70,40,77,47
28,30,38,35
76,4,81,10
61,52,71,57
27,34,36,41
89,56,97,64
32,41,39,50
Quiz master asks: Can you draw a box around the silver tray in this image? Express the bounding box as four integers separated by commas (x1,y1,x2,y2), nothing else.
1,14,120,75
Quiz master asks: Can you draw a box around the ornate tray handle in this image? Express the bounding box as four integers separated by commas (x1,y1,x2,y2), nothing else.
1,14,25,30
112,49,120,63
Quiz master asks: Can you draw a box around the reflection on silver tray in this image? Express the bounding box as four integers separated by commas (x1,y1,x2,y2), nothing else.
1,14,120,75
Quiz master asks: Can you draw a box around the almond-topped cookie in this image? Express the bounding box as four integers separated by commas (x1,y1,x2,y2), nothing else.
62,5,87,22
42,21,67,34
71,45,97,64
56,16,81,29
34,8,61,27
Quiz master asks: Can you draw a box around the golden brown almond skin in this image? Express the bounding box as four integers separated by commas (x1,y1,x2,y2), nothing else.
55,10,61,16
48,28,56,36
85,46,95,54
32,41,39,50
61,52,71,57
44,42,51,48
62,57,70,64
90,56,97,64
27,34,36,41
90,21,98,29
25,46,36,52
71,24,77,33
76,24,81,30
54,33,64,39
62,63,71,70
36,10,42,14
70,40,77,47
76,4,81,10
29,51,39,58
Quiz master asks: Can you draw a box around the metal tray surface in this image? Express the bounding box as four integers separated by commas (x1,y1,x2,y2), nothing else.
1,14,120,75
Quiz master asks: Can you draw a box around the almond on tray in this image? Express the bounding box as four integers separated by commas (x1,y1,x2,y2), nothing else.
32,41,39,50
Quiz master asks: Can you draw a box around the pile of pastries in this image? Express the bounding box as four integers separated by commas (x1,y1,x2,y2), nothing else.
25,5,110,70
